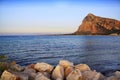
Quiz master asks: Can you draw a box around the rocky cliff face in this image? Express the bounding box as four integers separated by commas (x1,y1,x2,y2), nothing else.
74,13,120,35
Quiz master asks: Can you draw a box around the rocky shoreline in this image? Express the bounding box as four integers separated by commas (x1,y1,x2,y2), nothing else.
0,60,120,80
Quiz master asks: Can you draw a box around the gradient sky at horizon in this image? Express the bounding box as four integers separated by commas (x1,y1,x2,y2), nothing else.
0,0,120,34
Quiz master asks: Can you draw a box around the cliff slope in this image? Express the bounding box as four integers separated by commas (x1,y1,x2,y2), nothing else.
74,13,120,35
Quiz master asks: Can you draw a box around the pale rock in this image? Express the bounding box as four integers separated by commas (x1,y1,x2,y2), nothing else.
64,66,74,78
34,62,54,73
114,71,120,79
106,76,118,80
66,69,82,80
52,65,64,80
93,73,105,80
59,60,74,68
41,72,50,78
35,73,50,80
75,64,91,72
1,70,18,80
82,70,104,80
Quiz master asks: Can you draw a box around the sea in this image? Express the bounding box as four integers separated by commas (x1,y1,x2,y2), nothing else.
0,35,120,75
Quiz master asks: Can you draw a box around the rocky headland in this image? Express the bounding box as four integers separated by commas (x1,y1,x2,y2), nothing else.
0,59,120,80
74,13,120,35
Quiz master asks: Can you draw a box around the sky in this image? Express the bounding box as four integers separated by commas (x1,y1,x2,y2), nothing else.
0,0,120,35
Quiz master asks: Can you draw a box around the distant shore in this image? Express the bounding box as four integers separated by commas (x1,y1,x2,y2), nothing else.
0,33,120,36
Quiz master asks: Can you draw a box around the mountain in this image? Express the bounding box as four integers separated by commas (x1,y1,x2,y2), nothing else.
74,13,120,35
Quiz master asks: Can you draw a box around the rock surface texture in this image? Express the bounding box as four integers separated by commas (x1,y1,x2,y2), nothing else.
0,60,120,80
74,13,120,35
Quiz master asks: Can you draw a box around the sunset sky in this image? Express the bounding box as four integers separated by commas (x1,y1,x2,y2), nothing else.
0,0,120,34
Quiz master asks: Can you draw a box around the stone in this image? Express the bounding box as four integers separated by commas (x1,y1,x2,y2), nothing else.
16,73,28,80
64,66,74,78
59,60,74,68
10,64,24,72
93,73,105,80
28,64,35,69
1,70,18,80
24,67,36,73
66,69,82,80
23,67,36,80
34,62,54,73
75,64,91,72
35,73,50,80
52,65,64,80
114,71,120,79
106,76,118,80
82,70,105,80
41,72,50,79
74,13,120,35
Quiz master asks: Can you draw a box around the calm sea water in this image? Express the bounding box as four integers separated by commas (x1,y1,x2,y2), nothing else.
0,35,120,75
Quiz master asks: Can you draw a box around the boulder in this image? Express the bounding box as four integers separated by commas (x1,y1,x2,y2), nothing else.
64,66,74,78
24,67,36,73
10,64,24,72
75,64,91,72
52,65,64,80
23,67,36,80
106,76,118,80
66,69,82,80
114,71,120,79
82,70,105,80
35,72,50,80
15,73,28,80
59,60,74,68
41,72,50,79
28,64,35,69
34,62,54,73
1,70,18,80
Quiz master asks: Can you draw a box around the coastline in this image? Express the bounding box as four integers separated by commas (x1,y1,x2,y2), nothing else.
0,59,120,80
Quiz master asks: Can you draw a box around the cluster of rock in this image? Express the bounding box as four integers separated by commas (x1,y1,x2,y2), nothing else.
0,60,120,80
74,13,120,35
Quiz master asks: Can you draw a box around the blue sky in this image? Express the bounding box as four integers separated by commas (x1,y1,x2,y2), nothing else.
0,0,120,34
